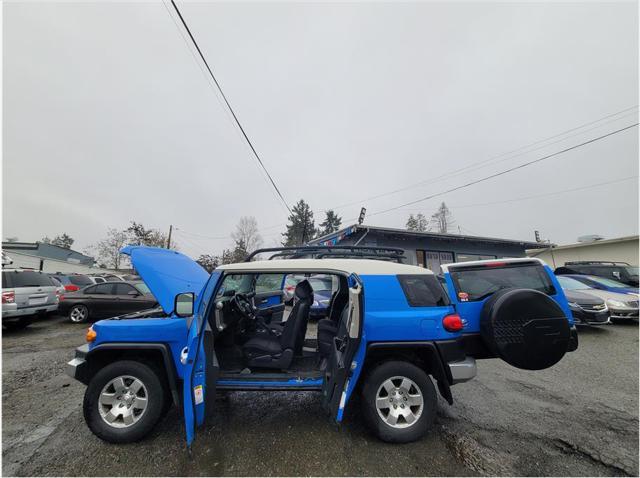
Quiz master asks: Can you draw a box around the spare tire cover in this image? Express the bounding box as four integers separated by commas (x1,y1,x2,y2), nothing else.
480,288,570,370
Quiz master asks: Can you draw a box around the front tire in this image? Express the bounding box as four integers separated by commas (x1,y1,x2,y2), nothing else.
361,361,437,443
83,360,166,443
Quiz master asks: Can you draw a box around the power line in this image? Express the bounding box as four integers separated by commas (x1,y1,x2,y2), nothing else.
396,175,638,211
328,106,639,211
366,123,639,218
168,0,291,214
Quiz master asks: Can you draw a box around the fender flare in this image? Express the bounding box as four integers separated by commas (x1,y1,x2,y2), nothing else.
365,341,453,405
86,342,180,407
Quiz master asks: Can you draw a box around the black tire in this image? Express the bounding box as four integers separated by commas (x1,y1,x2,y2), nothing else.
3,319,30,331
361,361,437,443
83,360,166,443
68,304,89,323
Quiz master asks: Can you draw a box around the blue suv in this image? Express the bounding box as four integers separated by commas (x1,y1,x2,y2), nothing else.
67,246,577,447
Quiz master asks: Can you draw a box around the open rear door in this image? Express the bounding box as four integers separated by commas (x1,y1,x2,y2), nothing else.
322,274,363,421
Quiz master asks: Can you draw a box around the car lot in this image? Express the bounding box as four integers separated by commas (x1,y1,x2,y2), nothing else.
2,316,638,477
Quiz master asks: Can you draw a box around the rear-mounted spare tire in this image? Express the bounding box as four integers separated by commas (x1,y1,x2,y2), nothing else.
480,288,570,370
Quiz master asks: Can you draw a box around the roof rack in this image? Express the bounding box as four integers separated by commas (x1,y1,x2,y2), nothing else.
244,246,406,263
565,261,630,266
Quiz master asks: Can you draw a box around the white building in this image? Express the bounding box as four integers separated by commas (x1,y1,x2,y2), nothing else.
527,235,639,268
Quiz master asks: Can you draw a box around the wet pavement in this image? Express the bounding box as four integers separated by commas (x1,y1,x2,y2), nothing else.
2,316,638,476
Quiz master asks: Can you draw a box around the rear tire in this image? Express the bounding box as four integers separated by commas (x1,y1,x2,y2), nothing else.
83,360,166,443
361,361,436,443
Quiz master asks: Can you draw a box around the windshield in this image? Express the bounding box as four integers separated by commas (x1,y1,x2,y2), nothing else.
450,263,556,302
586,275,630,288
69,275,93,286
625,267,639,276
133,282,151,294
557,276,591,290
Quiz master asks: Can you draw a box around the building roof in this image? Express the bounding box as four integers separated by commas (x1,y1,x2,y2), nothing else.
2,241,95,265
311,224,543,249
527,235,639,254
219,258,432,275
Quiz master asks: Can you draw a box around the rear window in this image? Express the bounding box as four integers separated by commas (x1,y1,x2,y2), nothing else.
449,263,556,302
397,275,450,307
3,271,53,288
69,275,93,286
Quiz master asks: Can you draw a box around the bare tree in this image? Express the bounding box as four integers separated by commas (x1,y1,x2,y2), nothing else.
231,216,262,253
430,202,455,234
93,228,130,269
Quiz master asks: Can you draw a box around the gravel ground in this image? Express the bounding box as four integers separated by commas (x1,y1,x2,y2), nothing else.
2,315,638,476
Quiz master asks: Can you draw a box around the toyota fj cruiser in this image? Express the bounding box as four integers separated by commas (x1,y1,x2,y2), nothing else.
67,245,578,447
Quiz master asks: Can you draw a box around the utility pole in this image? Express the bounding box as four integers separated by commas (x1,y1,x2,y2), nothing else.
167,225,173,249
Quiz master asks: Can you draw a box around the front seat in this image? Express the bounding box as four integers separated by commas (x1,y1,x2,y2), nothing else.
243,280,313,369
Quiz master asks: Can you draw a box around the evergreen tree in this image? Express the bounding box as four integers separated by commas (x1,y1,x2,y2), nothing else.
319,210,342,236
282,199,315,246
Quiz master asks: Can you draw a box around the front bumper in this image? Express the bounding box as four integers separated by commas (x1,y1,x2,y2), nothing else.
570,306,610,325
3,303,58,319
609,307,639,319
66,344,89,383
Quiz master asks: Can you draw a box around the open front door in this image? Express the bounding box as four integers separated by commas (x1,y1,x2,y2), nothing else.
182,272,221,449
322,274,363,421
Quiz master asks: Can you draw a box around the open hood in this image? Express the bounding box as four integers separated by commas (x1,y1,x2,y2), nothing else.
120,246,209,315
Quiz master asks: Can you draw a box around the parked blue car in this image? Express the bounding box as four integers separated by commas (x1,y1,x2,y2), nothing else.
558,274,639,296
66,247,577,448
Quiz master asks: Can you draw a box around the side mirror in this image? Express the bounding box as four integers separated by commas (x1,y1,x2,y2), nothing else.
174,292,195,317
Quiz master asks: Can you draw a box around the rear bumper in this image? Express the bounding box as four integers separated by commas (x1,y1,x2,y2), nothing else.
447,357,476,384
66,344,89,384
3,303,58,319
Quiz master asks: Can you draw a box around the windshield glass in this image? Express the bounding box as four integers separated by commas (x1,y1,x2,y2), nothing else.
586,276,630,288
133,282,151,294
625,267,639,276
69,275,93,286
450,263,555,301
557,276,591,290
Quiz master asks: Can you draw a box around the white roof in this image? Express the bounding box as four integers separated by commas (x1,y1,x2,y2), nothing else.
218,258,432,276
440,257,547,273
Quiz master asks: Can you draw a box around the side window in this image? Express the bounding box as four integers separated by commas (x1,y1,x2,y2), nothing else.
94,284,115,294
114,283,135,295
84,285,97,294
255,274,285,293
397,275,450,307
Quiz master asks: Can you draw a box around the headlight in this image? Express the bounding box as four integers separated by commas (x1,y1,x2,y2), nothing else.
607,299,626,308
568,302,579,308
319,299,330,306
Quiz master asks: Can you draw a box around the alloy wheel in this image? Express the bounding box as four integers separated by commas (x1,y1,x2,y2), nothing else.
69,305,88,323
98,375,148,428
375,376,424,428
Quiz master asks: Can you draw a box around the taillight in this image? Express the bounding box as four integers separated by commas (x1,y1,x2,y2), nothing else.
2,291,15,304
65,285,79,292
443,314,464,332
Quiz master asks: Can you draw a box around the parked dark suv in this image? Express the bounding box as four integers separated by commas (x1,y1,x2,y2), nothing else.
555,261,639,287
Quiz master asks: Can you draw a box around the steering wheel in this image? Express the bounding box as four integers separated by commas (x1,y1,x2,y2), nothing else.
233,293,256,319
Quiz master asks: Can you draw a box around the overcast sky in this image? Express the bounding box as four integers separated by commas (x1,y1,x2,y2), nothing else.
4,1,638,259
